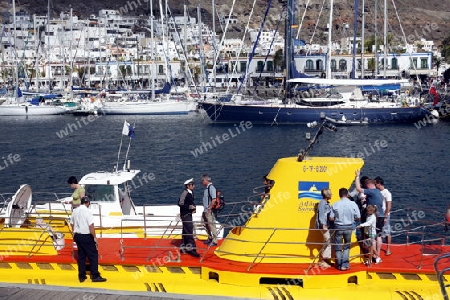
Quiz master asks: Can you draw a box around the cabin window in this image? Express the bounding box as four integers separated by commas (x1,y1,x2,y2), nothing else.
305,60,314,71
339,59,347,71
391,57,398,69
85,185,115,202
331,59,337,72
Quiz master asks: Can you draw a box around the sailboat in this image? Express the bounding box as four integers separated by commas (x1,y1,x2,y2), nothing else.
0,0,68,116
98,2,196,116
199,0,431,124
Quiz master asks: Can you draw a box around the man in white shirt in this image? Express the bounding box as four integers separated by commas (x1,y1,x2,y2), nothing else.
71,196,106,282
375,176,392,256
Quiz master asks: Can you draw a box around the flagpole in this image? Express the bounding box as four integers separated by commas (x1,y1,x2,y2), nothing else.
123,120,136,170
116,135,124,172
117,120,129,172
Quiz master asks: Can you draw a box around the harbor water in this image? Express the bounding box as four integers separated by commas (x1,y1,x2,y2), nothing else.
0,113,449,231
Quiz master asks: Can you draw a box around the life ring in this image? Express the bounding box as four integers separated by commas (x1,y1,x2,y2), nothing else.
405,90,410,95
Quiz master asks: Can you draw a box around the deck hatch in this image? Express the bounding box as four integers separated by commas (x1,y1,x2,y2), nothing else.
37,263,54,270
57,263,75,270
122,265,140,272
145,265,162,273
101,265,118,271
16,262,32,269
188,267,201,274
166,267,185,274
376,272,396,279
400,273,422,280
425,274,439,281
0,262,11,269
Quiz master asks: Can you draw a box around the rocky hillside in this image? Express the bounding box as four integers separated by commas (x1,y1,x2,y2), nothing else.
3,0,450,45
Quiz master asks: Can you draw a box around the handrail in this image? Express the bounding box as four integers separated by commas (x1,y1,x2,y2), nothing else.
434,253,450,300
247,228,277,271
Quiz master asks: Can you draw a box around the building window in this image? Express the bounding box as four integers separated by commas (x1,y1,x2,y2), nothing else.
410,58,417,69
267,61,274,72
420,58,428,69
339,59,347,71
331,59,337,72
240,61,247,72
158,65,164,74
305,59,314,71
316,59,323,71
391,57,398,69
357,59,362,70
256,61,264,72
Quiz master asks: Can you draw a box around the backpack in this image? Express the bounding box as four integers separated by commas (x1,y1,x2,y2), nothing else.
208,185,225,214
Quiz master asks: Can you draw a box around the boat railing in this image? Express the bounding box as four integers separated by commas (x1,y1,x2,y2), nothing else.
0,193,13,215
209,206,449,272
0,217,65,257
118,218,210,262
434,252,450,300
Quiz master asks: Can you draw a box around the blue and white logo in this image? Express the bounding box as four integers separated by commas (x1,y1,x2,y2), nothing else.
298,181,329,200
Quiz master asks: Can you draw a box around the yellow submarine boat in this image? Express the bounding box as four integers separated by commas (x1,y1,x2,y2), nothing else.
1,119,450,300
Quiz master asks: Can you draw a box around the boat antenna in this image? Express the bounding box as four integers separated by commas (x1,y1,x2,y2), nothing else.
297,113,337,162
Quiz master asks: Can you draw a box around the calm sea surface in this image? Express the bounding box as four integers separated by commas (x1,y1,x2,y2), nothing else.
0,113,449,222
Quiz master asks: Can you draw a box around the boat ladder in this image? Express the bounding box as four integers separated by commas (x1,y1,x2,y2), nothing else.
434,252,450,300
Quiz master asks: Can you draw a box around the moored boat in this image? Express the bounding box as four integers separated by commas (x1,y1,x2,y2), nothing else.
0,102,68,116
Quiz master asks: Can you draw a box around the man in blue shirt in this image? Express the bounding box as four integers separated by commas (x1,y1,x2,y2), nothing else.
355,170,385,263
329,188,360,271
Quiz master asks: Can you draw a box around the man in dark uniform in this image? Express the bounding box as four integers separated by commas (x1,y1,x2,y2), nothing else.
178,178,200,258
70,196,107,282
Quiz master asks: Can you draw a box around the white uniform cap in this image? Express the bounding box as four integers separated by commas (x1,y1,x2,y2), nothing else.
184,178,194,185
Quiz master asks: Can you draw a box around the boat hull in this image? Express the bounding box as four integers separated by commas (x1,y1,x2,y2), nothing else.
99,101,196,115
200,102,430,124
0,105,68,116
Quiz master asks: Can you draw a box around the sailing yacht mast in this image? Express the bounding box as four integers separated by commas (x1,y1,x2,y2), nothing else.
351,0,359,79
326,0,333,79
12,0,18,99
383,0,387,78
374,0,378,76
361,0,365,78
212,0,217,93
150,0,155,100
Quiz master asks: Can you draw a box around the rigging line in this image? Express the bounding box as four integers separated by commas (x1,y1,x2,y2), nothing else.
389,0,421,88
306,0,327,56
271,106,281,127
165,5,199,94
252,6,286,95
236,0,274,95
296,0,312,40
211,0,237,84
225,0,258,93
